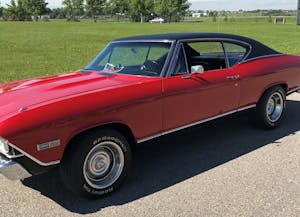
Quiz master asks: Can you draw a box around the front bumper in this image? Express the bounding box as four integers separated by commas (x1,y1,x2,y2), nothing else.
0,154,32,180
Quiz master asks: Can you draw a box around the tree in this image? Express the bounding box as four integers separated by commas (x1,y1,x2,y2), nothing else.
49,8,66,19
0,7,3,18
154,0,190,23
3,0,30,21
24,0,48,21
130,0,153,23
86,0,105,22
62,0,84,21
104,0,130,17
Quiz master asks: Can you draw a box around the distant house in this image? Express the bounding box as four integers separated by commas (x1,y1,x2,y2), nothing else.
192,13,201,17
31,15,50,21
192,12,208,17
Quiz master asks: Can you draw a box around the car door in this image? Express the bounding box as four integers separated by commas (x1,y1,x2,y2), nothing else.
162,41,241,132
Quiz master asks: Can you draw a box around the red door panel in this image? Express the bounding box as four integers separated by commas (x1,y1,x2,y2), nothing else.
163,68,240,131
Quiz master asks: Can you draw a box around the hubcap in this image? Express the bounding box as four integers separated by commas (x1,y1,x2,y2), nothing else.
83,141,124,190
266,92,284,123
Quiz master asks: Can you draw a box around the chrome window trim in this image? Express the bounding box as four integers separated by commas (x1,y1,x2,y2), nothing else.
137,104,256,143
182,44,189,74
166,42,189,77
178,38,253,64
221,41,230,69
111,39,176,43
240,53,285,64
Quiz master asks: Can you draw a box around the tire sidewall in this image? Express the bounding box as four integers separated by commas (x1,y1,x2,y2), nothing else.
61,129,131,198
81,133,130,197
259,87,286,128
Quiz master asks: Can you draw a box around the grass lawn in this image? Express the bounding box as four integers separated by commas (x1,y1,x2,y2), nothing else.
0,18,300,82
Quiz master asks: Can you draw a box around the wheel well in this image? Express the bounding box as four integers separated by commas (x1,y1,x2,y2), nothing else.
63,123,137,158
278,83,288,93
261,83,287,99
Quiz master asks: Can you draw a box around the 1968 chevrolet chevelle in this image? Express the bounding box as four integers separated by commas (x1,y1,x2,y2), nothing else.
1,33,300,198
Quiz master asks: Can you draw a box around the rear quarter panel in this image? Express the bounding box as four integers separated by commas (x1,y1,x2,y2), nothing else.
234,55,300,107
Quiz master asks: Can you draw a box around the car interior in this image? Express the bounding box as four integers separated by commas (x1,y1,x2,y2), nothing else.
183,43,227,72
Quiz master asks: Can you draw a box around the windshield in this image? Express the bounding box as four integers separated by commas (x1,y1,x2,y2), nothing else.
85,42,172,77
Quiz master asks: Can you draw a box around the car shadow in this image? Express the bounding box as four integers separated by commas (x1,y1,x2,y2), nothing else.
22,99,300,214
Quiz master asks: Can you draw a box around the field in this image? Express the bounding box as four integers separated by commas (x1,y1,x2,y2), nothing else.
0,17,300,82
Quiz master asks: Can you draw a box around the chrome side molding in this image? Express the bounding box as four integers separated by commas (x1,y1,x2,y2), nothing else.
137,104,256,143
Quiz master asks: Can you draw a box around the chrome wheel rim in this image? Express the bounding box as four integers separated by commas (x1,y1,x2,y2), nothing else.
266,92,284,123
83,141,124,190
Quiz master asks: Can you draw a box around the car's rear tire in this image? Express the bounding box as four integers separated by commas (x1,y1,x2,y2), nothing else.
252,86,286,129
60,129,132,199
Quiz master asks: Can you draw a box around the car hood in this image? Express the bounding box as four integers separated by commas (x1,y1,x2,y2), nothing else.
0,70,142,118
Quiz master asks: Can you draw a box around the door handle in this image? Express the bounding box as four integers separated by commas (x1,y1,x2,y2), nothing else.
227,75,240,80
181,74,192,79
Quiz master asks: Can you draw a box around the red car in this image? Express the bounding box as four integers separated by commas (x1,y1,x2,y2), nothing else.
1,33,300,198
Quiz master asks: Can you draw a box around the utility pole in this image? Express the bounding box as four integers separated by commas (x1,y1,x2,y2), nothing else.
297,0,300,25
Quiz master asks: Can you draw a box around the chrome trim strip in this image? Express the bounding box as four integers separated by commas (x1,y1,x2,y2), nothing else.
221,41,230,69
287,86,300,94
160,41,177,77
111,39,175,43
7,142,60,166
240,53,285,64
1,152,24,159
137,104,256,143
166,42,187,77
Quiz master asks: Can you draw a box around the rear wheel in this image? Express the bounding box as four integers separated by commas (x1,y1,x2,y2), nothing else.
60,129,131,198
252,86,286,129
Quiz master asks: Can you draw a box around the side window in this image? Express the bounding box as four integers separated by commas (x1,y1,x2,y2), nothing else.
223,42,248,67
184,42,226,72
173,46,188,76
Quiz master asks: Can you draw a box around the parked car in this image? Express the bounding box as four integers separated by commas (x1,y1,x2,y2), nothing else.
1,33,300,198
149,17,164,23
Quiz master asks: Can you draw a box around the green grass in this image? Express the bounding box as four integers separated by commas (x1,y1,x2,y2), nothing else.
0,18,300,82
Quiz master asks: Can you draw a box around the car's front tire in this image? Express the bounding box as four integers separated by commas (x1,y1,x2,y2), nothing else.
253,86,286,129
60,129,132,198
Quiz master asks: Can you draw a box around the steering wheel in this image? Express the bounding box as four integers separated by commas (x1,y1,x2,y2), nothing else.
141,60,160,75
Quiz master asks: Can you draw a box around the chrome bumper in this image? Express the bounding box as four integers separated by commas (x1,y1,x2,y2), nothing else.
0,154,32,180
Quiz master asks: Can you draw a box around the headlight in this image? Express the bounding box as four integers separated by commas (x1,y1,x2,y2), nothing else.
0,137,10,154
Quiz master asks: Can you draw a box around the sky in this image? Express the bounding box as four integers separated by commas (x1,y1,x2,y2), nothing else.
0,0,298,11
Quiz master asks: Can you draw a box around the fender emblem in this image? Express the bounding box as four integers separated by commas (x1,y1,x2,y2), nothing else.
37,140,61,151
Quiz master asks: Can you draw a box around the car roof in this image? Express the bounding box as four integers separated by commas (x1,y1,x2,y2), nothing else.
113,32,282,61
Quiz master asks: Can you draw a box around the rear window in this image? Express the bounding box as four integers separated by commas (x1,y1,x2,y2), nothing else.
223,42,248,67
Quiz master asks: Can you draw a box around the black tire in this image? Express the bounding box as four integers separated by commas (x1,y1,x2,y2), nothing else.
60,129,132,199
252,86,286,129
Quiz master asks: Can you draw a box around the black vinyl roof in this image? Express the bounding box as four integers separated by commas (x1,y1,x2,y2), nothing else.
113,32,281,61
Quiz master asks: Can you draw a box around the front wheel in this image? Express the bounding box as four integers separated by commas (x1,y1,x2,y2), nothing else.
60,129,132,198
252,86,286,129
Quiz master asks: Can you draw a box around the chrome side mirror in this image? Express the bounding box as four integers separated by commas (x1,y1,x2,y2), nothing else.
191,65,204,74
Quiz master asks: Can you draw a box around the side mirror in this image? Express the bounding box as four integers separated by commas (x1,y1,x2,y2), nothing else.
191,65,204,74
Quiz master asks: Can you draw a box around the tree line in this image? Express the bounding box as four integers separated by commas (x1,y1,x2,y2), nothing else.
1,0,190,22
